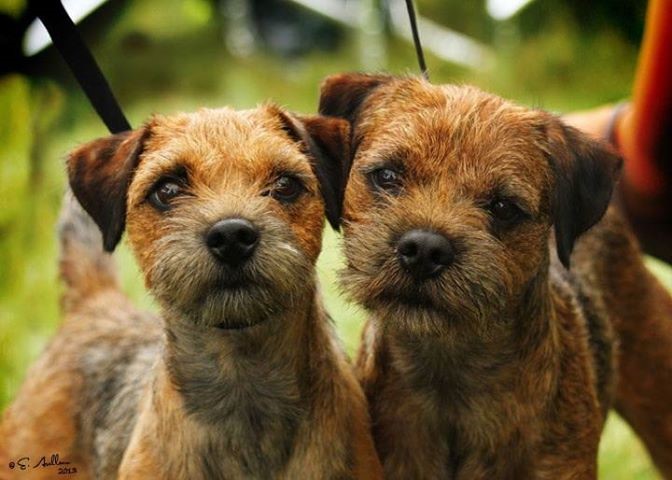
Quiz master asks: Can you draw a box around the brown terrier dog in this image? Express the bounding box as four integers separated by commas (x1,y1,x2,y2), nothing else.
319,73,672,479
1,105,382,479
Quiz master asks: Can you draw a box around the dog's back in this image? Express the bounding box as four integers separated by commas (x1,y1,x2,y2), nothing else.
568,205,672,474
2,193,161,479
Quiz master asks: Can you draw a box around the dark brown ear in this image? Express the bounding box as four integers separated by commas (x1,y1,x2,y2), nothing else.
318,73,394,123
274,109,351,229
67,127,150,252
545,119,622,268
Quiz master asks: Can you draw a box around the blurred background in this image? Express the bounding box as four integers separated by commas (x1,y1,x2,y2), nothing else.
0,0,667,478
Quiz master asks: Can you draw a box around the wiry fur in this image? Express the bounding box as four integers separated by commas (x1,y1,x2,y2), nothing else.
1,106,382,479
320,74,672,479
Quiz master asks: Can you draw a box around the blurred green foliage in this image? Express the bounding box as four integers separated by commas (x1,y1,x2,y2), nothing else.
521,0,646,44
0,1,664,478
417,0,495,42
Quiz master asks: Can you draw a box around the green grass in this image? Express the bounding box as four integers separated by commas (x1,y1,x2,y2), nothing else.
0,1,664,477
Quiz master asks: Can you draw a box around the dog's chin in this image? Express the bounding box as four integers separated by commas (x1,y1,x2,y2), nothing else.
374,299,453,336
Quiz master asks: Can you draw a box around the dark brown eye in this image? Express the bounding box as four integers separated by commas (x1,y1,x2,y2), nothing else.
270,176,304,202
370,168,402,193
489,198,523,224
149,181,182,211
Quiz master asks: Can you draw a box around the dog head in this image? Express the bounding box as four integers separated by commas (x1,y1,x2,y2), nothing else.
319,74,621,335
68,105,349,330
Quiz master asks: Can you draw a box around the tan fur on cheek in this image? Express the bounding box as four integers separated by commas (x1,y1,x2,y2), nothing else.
343,171,376,226
126,203,165,287
284,201,324,263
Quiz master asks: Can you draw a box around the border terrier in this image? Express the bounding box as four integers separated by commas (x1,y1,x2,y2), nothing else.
319,73,672,479
1,105,382,479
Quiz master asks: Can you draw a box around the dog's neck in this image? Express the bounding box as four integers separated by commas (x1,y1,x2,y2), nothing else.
152,287,329,475
367,267,562,476
163,286,319,412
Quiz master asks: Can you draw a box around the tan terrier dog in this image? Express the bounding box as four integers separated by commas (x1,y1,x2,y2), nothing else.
1,105,382,479
319,73,672,479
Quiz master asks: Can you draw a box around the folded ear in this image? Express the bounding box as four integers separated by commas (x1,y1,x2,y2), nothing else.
67,127,150,252
318,73,394,123
273,108,351,229
544,118,622,268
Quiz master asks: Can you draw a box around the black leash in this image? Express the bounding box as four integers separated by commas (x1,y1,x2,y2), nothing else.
404,0,428,80
34,0,130,134
34,0,426,134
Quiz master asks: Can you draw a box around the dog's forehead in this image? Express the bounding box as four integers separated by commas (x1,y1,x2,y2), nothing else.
359,84,549,176
144,107,313,177
159,107,292,153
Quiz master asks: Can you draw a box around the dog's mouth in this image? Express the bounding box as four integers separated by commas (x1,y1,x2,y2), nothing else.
196,275,286,331
212,270,256,290
376,287,447,315
215,279,252,291
214,317,267,331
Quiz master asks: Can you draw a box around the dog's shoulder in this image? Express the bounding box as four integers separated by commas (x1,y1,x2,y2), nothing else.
550,235,617,414
69,299,162,477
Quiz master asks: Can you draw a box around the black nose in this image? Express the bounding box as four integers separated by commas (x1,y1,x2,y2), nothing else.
397,229,455,279
206,218,260,266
